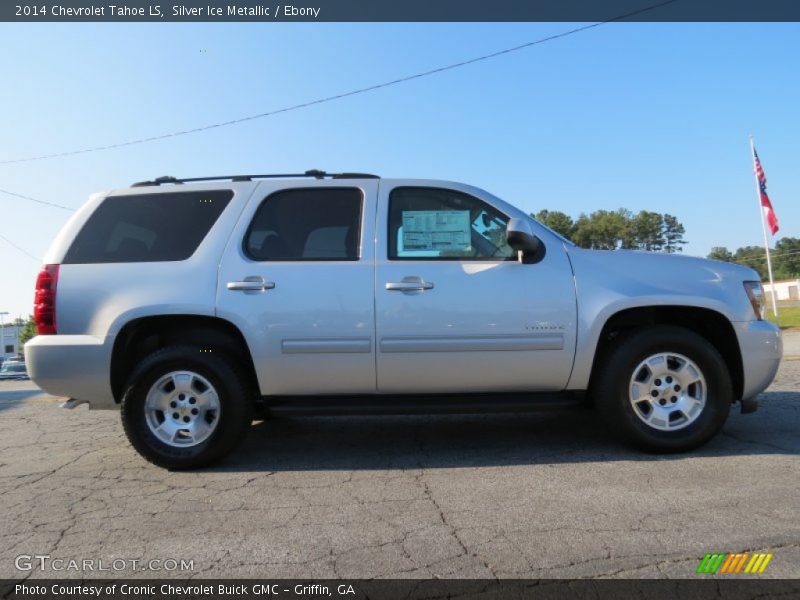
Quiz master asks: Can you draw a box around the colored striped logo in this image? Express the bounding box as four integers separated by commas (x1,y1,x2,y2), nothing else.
696,552,773,574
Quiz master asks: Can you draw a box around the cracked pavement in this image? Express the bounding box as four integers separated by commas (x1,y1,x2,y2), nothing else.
0,360,798,580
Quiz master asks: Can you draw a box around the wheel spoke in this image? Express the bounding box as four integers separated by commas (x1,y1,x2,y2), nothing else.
676,395,702,419
646,407,669,429
171,372,193,394
194,388,219,410
681,363,701,384
631,383,651,404
646,355,667,374
154,420,180,443
149,391,171,412
191,417,213,443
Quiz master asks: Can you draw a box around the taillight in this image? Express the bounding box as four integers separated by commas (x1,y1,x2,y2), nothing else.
34,264,59,335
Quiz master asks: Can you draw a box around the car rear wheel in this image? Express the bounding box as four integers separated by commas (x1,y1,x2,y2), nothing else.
593,325,732,452
121,346,253,469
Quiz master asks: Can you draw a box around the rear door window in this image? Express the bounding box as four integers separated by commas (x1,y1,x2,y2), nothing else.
63,190,232,264
244,188,362,261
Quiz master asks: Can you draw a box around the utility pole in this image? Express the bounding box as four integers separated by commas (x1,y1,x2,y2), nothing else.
0,312,8,358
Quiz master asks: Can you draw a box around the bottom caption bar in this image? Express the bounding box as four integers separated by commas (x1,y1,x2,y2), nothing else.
4,579,800,600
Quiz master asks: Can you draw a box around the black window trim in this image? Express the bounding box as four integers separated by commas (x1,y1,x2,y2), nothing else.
242,186,364,263
387,186,518,262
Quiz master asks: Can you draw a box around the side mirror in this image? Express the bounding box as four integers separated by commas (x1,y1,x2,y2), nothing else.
506,218,543,263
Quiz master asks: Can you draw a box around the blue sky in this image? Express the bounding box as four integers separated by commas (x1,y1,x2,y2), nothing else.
0,22,798,318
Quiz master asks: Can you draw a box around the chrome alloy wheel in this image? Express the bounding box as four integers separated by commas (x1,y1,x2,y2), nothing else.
144,371,221,447
628,352,706,431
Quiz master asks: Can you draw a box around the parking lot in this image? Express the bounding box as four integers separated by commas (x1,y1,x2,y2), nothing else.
1,345,798,580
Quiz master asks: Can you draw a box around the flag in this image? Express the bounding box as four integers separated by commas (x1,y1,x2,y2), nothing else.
753,147,779,235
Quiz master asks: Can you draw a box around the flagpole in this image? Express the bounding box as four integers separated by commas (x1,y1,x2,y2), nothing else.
749,134,779,318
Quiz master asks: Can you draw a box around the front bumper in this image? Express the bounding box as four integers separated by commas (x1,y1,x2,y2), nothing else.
733,320,782,404
24,335,117,409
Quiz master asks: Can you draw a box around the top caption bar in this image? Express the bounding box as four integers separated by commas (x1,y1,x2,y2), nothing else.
3,0,800,21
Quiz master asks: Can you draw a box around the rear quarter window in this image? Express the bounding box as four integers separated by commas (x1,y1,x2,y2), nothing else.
63,190,233,264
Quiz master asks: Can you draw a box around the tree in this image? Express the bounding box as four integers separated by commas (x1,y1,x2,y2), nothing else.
630,211,665,251
774,237,800,278
662,214,687,253
532,210,575,240
708,246,734,262
572,209,633,250
17,315,37,346
705,239,798,281
732,246,768,280
531,207,687,252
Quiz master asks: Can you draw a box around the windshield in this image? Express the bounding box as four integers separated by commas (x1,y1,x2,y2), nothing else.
1,363,26,373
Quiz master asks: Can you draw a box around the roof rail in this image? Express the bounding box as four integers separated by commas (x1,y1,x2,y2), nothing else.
130,170,380,187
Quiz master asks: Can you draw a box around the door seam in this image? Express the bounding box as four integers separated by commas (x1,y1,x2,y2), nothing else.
372,179,381,392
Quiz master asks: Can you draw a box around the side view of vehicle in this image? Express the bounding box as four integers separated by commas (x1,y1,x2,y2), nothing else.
25,171,782,468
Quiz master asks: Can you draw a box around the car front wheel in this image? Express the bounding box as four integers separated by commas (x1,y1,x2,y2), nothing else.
593,325,732,452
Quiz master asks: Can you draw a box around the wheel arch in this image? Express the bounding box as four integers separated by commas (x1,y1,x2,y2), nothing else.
587,306,744,402
110,314,258,403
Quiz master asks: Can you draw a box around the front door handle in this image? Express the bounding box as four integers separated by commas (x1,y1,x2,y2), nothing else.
227,276,275,292
385,276,434,293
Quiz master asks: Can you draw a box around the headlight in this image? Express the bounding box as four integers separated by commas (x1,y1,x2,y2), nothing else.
744,281,765,320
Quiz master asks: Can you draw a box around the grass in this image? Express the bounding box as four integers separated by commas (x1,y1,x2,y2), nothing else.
766,305,800,330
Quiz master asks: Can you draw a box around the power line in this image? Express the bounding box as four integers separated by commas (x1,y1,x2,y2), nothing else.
0,0,678,166
0,233,41,262
0,188,75,211
0,188,70,259
724,249,800,265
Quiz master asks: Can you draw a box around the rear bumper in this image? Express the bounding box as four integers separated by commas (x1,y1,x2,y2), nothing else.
733,320,782,403
24,335,117,409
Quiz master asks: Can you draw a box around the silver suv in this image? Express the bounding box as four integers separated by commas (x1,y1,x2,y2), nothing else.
25,171,782,468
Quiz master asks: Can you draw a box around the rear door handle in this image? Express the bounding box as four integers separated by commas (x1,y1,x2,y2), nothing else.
227,276,275,292
385,276,434,293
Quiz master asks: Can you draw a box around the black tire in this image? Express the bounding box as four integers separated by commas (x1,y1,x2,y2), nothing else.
592,325,732,452
121,346,254,469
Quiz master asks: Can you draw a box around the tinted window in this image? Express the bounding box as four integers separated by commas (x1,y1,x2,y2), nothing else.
388,187,514,260
64,190,232,264
245,188,362,261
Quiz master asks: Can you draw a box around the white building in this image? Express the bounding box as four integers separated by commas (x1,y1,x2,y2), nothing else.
1,325,22,359
763,279,800,302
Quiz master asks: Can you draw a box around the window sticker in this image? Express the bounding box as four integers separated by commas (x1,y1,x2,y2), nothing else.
401,210,471,254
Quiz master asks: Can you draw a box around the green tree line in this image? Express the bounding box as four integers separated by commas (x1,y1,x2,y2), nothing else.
532,209,687,252
707,238,800,280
